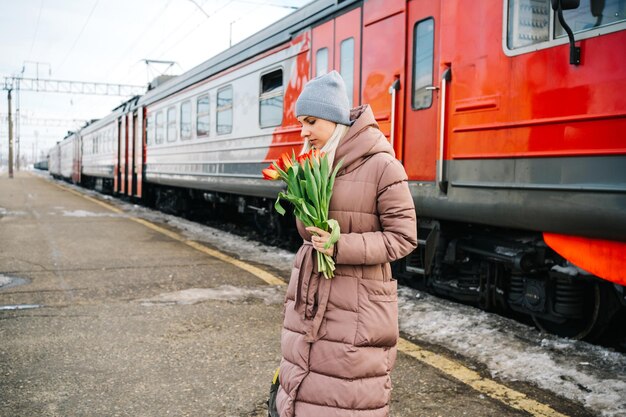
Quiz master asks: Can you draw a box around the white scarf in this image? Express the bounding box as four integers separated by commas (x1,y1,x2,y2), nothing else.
300,123,350,168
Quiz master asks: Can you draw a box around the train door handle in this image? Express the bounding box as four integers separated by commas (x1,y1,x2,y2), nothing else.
437,68,452,193
388,78,401,157
425,86,439,91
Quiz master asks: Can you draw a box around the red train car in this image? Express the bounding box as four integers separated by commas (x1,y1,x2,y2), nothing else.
265,0,626,339
292,0,623,340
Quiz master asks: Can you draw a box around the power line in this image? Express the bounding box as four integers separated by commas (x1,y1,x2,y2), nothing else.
234,0,298,9
27,0,45,61
143,1,219,62
103,0,175,82
57,0,101,71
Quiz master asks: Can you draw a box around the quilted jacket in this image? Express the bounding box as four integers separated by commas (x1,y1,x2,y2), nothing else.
276,105,418,417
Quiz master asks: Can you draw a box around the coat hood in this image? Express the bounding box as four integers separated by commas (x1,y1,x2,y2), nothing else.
333,105,395,175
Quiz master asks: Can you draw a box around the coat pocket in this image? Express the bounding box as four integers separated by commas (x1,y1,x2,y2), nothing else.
354,278,399,347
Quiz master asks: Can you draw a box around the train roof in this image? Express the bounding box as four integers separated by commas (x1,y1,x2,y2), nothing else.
78,95,140,135
137,0,360,107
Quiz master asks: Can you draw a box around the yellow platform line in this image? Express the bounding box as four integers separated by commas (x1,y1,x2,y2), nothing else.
397,338,569,417
52,182,285,286
52,180,566,416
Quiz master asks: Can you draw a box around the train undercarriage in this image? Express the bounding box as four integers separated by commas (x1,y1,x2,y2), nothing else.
397,219,626,342
141,183,298,250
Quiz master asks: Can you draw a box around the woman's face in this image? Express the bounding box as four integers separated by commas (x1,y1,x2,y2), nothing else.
297,115,336,149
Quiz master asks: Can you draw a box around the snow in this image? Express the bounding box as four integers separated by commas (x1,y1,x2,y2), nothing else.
61,209,124,218
139,284,284,307
398,287,626,417
0,274,29,290
0,207,26,217
134,210,296,274
0,274,12,287
0,304,42,311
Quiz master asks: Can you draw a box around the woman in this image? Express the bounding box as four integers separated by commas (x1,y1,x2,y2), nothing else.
276,70,417,417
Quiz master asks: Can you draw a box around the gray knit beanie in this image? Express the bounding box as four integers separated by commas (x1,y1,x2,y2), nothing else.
295,70,351,125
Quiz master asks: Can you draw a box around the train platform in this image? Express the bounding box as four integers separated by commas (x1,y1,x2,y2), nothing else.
0,172,597,417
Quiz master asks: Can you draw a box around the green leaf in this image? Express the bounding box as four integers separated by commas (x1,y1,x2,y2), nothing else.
274,194,286,216
320,155,329,184
319,156,328,208
305,175,319,210
324,219,341,250
327,158,343,196
313,158,322,204
286,173,301,198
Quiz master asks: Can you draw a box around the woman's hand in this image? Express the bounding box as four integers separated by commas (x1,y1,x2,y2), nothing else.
306,226,335,257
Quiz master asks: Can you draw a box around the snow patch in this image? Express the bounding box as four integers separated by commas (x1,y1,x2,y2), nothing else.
126,206,295,274
62,210,123,218
139,285,284,307
398,287,626,417
0,274,29,290
0,275,12,287
0,207,26,217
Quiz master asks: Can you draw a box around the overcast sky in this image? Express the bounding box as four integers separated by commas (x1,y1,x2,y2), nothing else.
0,0,309,165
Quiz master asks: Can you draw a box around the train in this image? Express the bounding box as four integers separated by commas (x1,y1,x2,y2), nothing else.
48,0,626,341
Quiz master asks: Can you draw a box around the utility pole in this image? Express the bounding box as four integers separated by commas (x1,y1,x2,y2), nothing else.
7,88,14,179
15,77,21,171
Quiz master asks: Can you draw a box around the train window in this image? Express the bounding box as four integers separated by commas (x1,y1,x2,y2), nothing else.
146,114,153,145
316,48,328,77
555,0,626,38
260,69,283,127
339,38,355,108
196,95,210,137
155,111,164,144
167,106,177,142
180,101,192,140
507,0,625,51
217,86,233,135
507,0,550,49
412,18,435,110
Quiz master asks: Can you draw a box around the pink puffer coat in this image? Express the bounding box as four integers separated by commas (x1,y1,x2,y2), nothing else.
276,105,418,417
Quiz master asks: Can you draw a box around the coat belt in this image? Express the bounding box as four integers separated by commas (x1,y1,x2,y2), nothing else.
295,242,331,343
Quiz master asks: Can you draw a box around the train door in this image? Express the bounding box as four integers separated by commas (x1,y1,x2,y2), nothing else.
133,107,144,198
115,116,127,194
114,118,121,193
124,113,130,195
127,112,135,196
360,0,407,159
310,7,361,106
72,133,81,184
402,0,441,181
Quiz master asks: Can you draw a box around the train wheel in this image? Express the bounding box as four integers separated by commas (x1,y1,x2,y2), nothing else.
532,282,610,341
254,210,282,239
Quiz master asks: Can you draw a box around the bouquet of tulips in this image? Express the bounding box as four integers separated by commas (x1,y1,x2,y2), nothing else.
262,149,342,278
